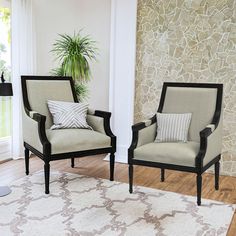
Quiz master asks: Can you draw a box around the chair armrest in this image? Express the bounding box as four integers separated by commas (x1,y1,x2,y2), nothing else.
199,124,215,137
23,108,51,156
87,109,116,152
195,122,222,169
128,115,157,162
132,118,155,132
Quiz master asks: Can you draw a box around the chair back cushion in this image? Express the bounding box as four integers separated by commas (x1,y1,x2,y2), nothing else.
24,78,75,129
161,85,218,142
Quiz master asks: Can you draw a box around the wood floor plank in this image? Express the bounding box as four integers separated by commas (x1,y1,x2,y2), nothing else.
0,154,235,235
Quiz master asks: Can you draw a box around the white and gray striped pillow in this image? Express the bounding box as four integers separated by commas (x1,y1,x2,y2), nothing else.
47,100,91,130
155,112,192,143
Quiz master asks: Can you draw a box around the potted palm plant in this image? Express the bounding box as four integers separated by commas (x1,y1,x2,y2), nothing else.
51,32,97,100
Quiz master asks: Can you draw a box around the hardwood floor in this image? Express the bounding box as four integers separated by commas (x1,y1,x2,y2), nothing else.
0,154,235,235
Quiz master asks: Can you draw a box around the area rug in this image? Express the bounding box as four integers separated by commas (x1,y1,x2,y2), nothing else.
0,171,235,236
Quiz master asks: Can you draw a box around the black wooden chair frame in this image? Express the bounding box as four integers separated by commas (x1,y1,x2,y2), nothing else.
128,82,223,205
21,76,116,194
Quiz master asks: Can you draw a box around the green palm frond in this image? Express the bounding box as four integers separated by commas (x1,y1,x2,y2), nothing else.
50,67,65,76
51,32,98,82
74,82,89,101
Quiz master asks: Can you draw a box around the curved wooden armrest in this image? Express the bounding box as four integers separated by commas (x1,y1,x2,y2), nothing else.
25,109,51,156
195,124,217,169
89,109,116,152
128,115,157,162
132,115,156,132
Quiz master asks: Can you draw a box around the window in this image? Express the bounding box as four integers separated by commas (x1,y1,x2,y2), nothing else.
0,1,12,162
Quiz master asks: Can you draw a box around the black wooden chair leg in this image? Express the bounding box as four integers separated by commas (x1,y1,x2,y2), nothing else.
197,174,202,206
25,148,29,175
44,161,50,194
215,161,220,190
71,158,75,168
110,153,115,181
161,168,165,182
129,164,133,193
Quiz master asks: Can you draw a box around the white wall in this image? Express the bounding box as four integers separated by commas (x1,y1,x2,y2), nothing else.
32,0,111,110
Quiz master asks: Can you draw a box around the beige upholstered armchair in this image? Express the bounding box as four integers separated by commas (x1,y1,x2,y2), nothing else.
21,76,116,194
128,82,223,205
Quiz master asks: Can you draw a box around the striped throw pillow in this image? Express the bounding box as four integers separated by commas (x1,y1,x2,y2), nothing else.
47,100,91,130
155,113,192,143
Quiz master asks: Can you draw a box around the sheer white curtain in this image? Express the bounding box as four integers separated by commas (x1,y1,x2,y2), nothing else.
11,0,36,159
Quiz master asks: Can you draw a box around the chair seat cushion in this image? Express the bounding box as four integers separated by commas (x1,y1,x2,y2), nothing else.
46,129,111,154
133,142,200,167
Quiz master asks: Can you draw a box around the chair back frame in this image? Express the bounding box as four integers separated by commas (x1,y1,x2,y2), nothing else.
157,82,223,129
22,76,78,116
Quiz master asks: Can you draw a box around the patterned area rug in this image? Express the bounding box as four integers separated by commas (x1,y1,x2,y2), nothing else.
0,171,235,236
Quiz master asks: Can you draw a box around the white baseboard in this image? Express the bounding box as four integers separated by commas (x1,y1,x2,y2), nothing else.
104,154,127,163
104,145,128,163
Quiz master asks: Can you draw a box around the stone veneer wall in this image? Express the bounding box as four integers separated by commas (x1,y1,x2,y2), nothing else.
135,0,236,176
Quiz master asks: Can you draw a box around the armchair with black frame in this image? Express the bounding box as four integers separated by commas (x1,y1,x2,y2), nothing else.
21,76,116,194
128,82,223,206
